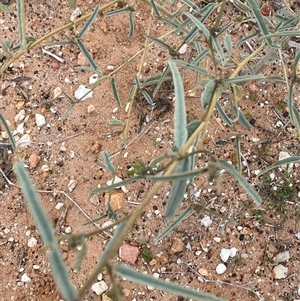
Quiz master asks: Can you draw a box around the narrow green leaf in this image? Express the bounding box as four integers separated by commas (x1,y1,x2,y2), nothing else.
67,0,76,9
181,0,201,12
161,17,179,29
185,12,210,38
223,75,284,84
292,50,300,80
168,59,187,149
102,150,116,174
245,0,272,46
78,5,100,38
184,26,199,43
175,60,208,75
164,158,189,219
61,103,76,120
142,75,171,87
237,32,257,48
155,208,191,242
1,38,13,51
0,114,16,150
16,0,27,50
141,90,154,105
145,35,179,57
201,79,216,109
216,23,233,37
211,34,226,65
106,6,133,17
233,106,251,130
146,166,208,181
150,0,160,17
192,49,209,65
216,102,233,126
234,135,242,173
129,11,134,37
48,245,78,301
14,163,55,243
111,76,122,108
115,264,227,301
224,34,232,53
44,40,77,47
77,39,97,70
257,156,300,176
153,66,170,97
262,31,300,39
186,120,201,139
199,3,215,23
90,176,143,193
220,160,263,205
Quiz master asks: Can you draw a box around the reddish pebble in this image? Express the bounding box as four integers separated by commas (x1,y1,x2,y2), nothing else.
50,60,60,69
119,244,140,264
77,52,90,66
29,153,41,168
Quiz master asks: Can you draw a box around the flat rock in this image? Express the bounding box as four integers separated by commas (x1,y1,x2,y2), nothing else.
105,192,124,211
91,281,108,295
272,264,288,279
74,85,93,100
274,250,290,263
170,237,185,254
119,244,139,264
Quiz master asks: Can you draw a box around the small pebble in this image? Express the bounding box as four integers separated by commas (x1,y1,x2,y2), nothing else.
21,273,31,283
272,264,288,279
216,263,227,274
107,65,115,70
198,268,208,276
119,244,140,264
27,237,37,248
15,109,26,122
90,195,100,206
65,226,72,234
77,52,90,66
29,153,41,168
105,192,124,211
89,74,99,85
68,179,77,192
201,216,212,228
178,43,188,54
91,281,108,295
87,104,95,113
74,85,93,100
35,113,46,128
53,87,62,99
90,141,102,154
274,250,290,263
170,237,185,254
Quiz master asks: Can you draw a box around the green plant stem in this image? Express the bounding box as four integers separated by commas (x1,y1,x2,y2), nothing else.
214,0,227,30
0,0,120,76
230,42,265,78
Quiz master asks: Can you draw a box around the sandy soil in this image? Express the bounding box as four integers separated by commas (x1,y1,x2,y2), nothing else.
0,0,300,300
